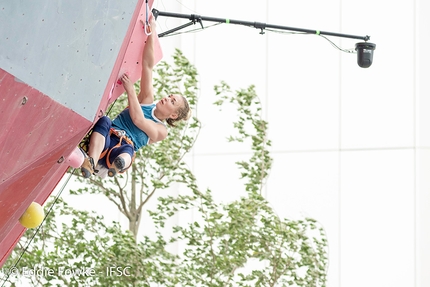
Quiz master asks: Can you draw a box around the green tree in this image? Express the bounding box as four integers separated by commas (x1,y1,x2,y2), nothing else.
1,50,328,287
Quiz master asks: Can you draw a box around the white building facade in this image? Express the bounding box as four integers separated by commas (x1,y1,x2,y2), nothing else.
153,0,430,286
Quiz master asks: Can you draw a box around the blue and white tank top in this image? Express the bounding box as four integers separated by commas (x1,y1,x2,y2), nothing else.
112,103,164,151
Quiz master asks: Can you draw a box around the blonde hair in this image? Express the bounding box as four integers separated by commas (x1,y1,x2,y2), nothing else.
166,95,191,127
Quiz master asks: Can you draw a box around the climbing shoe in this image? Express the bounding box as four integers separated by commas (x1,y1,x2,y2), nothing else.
108,156,125,177
81,157,96,178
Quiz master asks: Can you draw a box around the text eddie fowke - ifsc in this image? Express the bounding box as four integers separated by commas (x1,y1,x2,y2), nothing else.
2,266,132,277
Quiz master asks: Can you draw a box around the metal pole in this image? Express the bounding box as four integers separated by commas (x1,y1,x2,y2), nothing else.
152,9,370,41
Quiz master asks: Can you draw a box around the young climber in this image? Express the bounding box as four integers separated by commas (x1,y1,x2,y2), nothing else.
80,18,191,178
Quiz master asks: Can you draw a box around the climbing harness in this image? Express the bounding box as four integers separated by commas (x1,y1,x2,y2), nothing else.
79,127,135,177
99,128,135,172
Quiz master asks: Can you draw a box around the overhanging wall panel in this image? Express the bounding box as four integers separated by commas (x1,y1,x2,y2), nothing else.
0,0,138,121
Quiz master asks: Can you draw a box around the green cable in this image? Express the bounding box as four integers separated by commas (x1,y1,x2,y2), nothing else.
226,19,230,24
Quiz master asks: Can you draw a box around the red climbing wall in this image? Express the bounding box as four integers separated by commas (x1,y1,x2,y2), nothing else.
0,0,162,267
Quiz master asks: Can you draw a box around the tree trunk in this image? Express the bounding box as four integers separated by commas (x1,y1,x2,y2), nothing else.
128,163,139,241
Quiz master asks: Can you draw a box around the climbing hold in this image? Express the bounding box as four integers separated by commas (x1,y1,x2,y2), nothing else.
19,202,45,229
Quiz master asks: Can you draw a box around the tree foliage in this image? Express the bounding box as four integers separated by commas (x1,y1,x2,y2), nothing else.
1,49,328,287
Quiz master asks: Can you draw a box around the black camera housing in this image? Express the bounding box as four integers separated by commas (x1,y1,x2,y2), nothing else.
355,42,376,68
